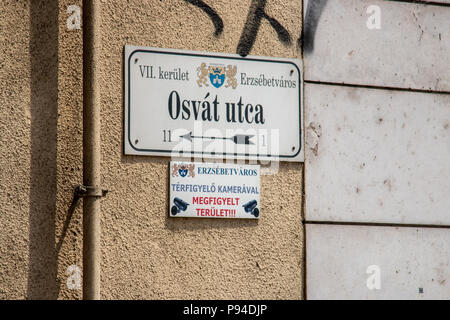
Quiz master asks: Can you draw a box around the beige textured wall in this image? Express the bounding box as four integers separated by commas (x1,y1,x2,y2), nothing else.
0,0,31,300
0,0,303,299
0,0,83,300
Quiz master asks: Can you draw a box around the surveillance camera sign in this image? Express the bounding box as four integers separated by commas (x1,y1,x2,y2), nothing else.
169,161,260,219
124,45,304,162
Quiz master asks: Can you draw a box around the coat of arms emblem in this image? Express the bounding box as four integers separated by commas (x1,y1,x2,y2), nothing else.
197,63,237,89
171,163,195,178
209,65,226,88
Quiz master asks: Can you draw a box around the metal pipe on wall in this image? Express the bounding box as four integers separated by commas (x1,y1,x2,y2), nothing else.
82,0,101,300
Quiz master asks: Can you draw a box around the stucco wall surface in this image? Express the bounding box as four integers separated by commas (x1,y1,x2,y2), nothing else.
0,0,31,300
1,0,84,300
100,0,304,300
0,0,304,299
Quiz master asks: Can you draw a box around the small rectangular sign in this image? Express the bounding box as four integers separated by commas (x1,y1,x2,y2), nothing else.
124,45,304,162
169,161,260,219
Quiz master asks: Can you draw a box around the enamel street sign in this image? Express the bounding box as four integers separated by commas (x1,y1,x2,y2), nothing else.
169,161,260,219
124,45,304,162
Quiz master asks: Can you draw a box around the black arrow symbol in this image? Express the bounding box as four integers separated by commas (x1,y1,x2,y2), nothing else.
179,132,254,145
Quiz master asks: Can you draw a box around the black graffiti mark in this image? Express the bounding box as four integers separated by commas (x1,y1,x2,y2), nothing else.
184,0,224,37
182,0,294,56
301,0,328,54
237,0,292,57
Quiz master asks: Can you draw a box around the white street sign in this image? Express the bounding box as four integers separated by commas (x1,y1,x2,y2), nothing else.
124,45,304,162
169,161,260,219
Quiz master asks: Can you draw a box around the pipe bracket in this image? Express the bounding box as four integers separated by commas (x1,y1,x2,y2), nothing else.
75,185,108,198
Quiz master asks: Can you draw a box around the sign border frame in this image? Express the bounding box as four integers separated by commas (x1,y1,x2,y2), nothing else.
124,45,303,160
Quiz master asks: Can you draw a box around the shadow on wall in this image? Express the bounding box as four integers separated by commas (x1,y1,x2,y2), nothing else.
27,0,60,299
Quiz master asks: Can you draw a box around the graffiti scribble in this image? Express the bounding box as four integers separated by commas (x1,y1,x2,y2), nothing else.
184,0,224,37
237,0,292,57
301,0,328,54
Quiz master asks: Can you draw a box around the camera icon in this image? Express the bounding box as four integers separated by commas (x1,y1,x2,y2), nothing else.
242,200,259,218
171,197,189,216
